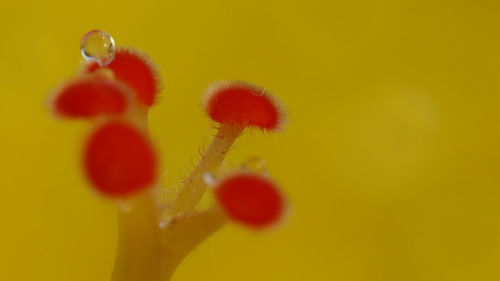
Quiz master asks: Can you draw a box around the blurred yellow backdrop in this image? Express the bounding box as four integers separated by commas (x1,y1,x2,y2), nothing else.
1,0,500,280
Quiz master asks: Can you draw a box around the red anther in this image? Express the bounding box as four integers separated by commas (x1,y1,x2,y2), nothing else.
84,121,157,197
52,76,128,118
86,48,159,107
215,173,284,229
204,82,283,131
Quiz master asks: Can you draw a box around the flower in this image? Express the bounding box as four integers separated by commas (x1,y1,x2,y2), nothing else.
49,30,288,281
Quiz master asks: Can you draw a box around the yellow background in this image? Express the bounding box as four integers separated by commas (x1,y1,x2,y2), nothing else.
1,0,500,280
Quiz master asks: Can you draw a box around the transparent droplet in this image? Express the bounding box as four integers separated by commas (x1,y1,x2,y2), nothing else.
80,30,116,66
241,156,268,175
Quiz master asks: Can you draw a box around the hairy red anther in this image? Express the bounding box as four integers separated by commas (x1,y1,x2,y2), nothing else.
214,173,284,229
86,48,160,106
204,81,283,131
84,121,157,197
52,76,128,118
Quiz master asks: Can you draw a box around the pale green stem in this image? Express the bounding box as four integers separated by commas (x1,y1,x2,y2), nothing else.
170,123,244,215
111,192,164,281
158,207,227,280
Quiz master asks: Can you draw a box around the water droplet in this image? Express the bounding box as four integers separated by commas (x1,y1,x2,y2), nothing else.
241,156,268,175
80,30,116,66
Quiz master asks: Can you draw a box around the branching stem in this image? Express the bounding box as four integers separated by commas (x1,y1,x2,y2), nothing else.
110,111,234,281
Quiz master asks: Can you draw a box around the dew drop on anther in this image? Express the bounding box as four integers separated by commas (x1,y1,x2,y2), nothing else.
80,30,116,66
